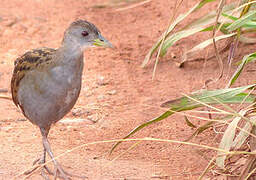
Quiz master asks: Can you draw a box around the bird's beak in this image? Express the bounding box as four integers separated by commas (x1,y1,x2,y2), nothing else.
93,34,114,48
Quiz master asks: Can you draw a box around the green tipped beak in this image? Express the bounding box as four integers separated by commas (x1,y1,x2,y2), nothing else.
93,34,113,48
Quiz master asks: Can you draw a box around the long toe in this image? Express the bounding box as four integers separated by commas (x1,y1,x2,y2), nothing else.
24,155,54,179
41,168,51,180
23,156,44,176
53,162,87,180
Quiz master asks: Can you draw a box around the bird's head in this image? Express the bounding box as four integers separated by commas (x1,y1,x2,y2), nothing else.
63,19,113,50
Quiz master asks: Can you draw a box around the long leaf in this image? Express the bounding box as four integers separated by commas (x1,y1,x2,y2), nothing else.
158,1,245,58
160,27,206,56
141,0,216,67
186,1,241,30
222,12,256,28
227,10,256,32
142,0,249,67
232,116,256,150
216,109,247,168
110,84,256,154
183,33,236,60
227,52,256,87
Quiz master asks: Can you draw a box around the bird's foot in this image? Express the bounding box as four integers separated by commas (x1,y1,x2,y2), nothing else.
52,161,87,180
24,157,86,180
33,157,53,174
23,156,53,177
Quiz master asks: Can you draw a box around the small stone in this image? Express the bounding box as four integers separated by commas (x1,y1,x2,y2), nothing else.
87,114,98,123
97,95,105,100
71,108,91,117
17,118,26,121
106,90,117,95
2,126,12,131
60,118,87,123
96,76,109,86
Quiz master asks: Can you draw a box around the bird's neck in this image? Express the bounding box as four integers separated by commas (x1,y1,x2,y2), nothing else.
56,41,84,66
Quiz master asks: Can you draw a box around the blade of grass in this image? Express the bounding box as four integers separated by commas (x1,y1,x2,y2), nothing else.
187,1,246,30
182,33,236,63
170,108,256,141
185,116,197,128
110,85,256,154
227,10,256,32
198,156,216,180
0,95,12,100
160,26,207,56
115,0,151,11
151,0,184,79
183,121,215,143
222,12,256,29
18,137,253,179
216,109,247,168
227,52,256,87
232,116,256,149
212,0,226,80
141,0,217,67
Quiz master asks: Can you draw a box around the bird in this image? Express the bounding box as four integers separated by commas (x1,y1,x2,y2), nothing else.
11,19,113,179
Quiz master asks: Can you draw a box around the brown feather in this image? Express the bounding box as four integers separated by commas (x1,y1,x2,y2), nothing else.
11,47,56,109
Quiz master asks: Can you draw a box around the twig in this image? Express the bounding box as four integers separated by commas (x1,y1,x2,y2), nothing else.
115,0,151,12
152,0,184,80
0,95,12,100
212,0,226,81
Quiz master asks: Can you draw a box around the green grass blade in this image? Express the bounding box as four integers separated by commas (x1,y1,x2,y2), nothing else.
185,116,197,128
227,10,256,32
196,0,217,10
160,27,206,56
183,121,215,143
109,110,173,154
221,12,239,21
201,23,231,34
184,33,236,59
227,52,256,87
216,109,247,168
159,1,242,57
222,12,256,28
141,0,216,67
186,1,244,30
142,0,253,67
232,116,256,150
110,85,256,154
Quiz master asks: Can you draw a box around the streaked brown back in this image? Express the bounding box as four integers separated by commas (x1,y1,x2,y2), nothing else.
11,47,56,108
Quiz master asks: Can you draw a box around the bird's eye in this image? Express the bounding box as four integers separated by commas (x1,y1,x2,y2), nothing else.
81,31,89,37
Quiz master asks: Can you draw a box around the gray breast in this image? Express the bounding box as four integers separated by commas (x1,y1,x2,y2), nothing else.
17,58,84,129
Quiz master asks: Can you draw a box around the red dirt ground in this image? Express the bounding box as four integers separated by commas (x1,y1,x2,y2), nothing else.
0,0,255,179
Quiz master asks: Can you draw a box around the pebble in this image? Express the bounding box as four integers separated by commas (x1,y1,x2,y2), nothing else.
106,90,117,95
71,107,91,117
96,76,109,86
1,126,12,132
87,114,98,123
97,95,105,100
59,118,93,124
17,118,26,121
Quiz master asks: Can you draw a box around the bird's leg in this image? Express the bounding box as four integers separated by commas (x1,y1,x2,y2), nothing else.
32,147,53,175
24,134,53,176
40,127,87,180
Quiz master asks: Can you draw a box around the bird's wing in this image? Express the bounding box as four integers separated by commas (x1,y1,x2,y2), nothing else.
11,47,56,108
